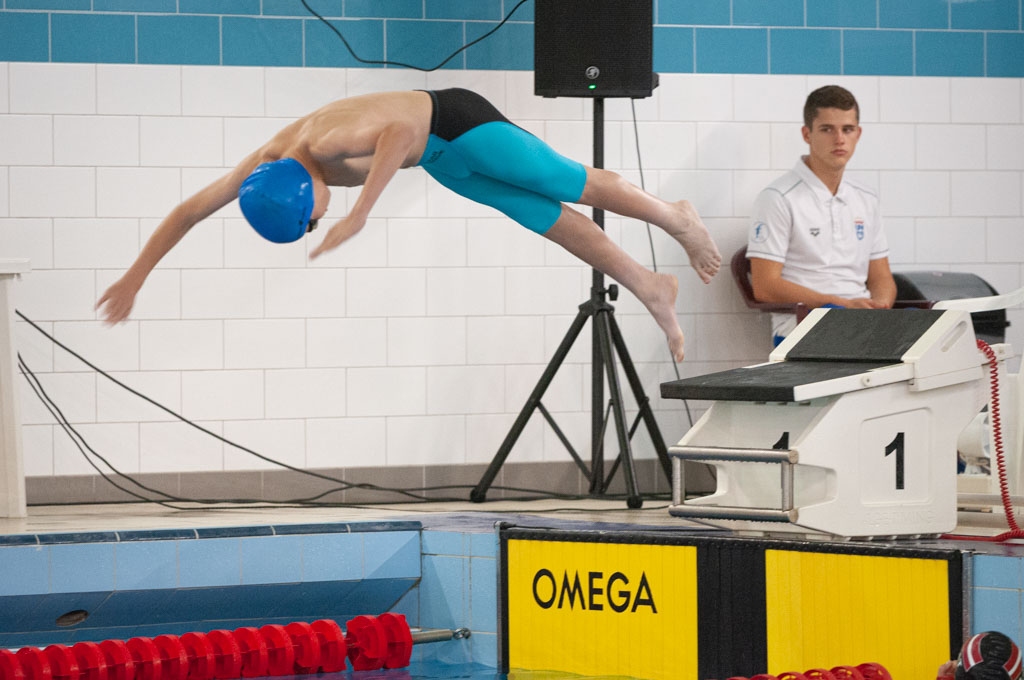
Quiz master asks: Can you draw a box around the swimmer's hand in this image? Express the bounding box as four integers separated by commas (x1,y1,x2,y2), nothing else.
96,276,141,325
309,214,366,260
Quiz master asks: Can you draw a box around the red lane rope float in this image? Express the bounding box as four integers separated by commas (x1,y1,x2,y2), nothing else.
309,620,346,673
943,340,1024,543
97,641,131,680
1,615,464,677
69,642,105,680
1,650,26,680
231,628,266,679
856,663,893,680
829,666,865,680
177,633,213,680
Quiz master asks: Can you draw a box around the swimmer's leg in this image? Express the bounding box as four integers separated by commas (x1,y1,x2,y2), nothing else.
544,204,685,363
577,168,721,284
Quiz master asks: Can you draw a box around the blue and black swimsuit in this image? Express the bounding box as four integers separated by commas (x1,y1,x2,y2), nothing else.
416,88,587,234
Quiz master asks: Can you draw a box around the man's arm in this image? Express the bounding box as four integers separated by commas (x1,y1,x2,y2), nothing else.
749,257,852,308
866,256,897,308
96,153,262,323
309,122,419,260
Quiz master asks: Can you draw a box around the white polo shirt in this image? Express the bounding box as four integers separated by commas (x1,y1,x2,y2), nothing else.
747,156,889,338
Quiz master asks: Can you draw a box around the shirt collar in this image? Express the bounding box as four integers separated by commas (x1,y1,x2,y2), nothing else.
794,156,850,203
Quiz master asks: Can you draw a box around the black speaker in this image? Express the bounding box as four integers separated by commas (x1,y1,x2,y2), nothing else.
534,0,657,99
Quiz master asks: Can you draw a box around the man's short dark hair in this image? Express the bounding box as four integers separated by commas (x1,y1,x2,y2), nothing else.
803,85,860,128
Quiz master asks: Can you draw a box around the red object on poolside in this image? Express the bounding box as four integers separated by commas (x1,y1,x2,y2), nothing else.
178,633,214,680
152,636,187,680
125,638,161,680
15,648,50,680
256,626,293,677
1,650,26,680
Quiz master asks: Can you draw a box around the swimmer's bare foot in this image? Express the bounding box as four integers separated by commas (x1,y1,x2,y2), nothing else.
668,200,721,284
641,272,685,362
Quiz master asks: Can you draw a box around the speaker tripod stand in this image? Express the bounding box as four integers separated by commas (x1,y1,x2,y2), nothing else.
470,98,672,509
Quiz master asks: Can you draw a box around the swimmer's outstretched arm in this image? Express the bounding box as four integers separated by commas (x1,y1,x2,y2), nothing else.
309,123,419,260
96,155,260,324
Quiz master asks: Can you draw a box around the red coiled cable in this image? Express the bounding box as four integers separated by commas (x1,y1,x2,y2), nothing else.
943,339,1024,542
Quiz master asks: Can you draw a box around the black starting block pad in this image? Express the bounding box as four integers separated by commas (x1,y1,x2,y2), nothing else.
661,360,894,402
661,309,947,402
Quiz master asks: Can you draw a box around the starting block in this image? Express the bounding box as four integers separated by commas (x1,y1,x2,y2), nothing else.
661,307,998,538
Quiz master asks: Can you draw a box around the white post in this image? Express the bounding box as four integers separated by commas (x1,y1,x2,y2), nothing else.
0,258,31,518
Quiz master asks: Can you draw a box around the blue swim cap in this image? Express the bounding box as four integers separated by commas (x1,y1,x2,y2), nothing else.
238,158,314,244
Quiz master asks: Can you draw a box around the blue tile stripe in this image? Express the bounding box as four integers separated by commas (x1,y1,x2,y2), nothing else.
0,0,1021,76
0,520,422,545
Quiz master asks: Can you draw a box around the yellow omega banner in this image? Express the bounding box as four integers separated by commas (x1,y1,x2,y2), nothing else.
505,538,698,680
765,550,952,679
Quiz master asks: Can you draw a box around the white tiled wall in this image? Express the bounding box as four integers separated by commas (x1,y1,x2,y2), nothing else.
3,64,1023,479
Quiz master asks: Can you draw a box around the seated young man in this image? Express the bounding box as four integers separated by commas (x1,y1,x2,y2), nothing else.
747,85,896,347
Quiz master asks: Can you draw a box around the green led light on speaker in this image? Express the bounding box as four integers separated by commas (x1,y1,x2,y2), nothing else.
588,84,597,90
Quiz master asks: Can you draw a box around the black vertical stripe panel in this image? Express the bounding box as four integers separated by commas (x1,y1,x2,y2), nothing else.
697,541,768,679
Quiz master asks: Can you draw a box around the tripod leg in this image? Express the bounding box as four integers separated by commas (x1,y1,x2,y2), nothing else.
470,307,591,503
607,313,673,482
594,311,643,509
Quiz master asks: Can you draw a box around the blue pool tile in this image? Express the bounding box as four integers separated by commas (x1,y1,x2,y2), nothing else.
0,595,43,634
422,530,466,556
50,544,115,593
427,0,502,21
420,554,468,630
771,28,841,74
272,522,352,535
657,0,730,26
988,32,1024,76
392,585,420,623
0,534,40,547
117,528,197,542
263,0,337,18
807,0,877,28
180,0,261,14
138,15,221,65
734,0,804,26
269,580,360,619
0,546,49,596
0,11,49,62
349,521,421,533
470,532,497,558
344,0,422,18
302,532,363,581
38,532,120,545
696,27,769,73
52,13,136,64
7,0,88,8
470,556,497,633
974,555,1024,589
23,591,109,631
94,0,176,11
224,16,303,66
347,578,419,619
179,537,241,588
386,19,466,70
465,20,532,71
916,30,984,76
364,531,421,579
843,29,913,75
654,26,695,74
879,0,949,29
93,588,178,626
953,0,1020,30
973,588,1023,642
196,525,274,538
241,535,304,584
114,541,177,590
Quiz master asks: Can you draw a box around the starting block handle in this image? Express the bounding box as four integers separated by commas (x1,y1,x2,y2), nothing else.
668,445,799,464
668,504,799,523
